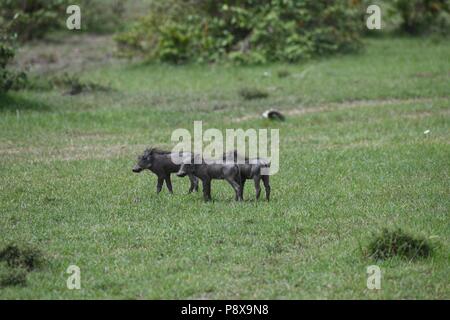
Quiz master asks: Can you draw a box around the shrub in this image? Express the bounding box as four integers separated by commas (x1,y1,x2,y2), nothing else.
0,0,127,41
51,73,113,95
367,228,432,260
392,0,450,35
0,267,28,287
115,0,364,63
0,243,45,271
0,54,17,93
0,18,27,93
76,0,128,34
0,0,67,41
0,25,16,93
0,243,47,288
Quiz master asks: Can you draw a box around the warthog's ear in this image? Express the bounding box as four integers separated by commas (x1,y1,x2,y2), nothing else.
142,148,154,159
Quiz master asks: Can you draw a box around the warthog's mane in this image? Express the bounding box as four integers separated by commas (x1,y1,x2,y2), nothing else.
139,147,171,160
145,147,171,155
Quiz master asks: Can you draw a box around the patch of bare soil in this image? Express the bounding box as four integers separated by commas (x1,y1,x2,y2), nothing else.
1,97,448,163
12,34,127,75
233,97,450,123
412,71,450,79
0,143,148,163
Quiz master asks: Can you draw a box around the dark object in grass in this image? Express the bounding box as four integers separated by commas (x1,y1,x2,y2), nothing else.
177,154,242,202
277,70,290,78
262,109,285,121
133,148,199,194
52,73,113,95
238,87,269,100
224,150,271,201
368,228,432,260
0,268,28,287
0,243,44,271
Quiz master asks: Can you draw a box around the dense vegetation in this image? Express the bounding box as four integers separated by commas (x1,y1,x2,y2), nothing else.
115,0,450,63
0,29,15,93
0,0,126,41
0,0,126,92
1,0,448,65
393,0,450,35
0,0,66,41
116,0,364,63
0,15,26,93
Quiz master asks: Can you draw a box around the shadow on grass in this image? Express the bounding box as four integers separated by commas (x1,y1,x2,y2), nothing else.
178,195,275,204
0,93,52,112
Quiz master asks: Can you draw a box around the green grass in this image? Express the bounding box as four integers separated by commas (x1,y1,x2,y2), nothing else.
0,37,449,299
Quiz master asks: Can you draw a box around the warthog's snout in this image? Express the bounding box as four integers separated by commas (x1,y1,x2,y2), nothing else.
132,165,143,173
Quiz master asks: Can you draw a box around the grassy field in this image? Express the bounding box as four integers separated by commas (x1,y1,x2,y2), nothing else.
0,37,449,299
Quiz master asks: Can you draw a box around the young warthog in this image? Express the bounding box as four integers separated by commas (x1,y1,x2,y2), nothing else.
224,151,271,201
132,148,198,194
176,156,242,202
238,159,271,201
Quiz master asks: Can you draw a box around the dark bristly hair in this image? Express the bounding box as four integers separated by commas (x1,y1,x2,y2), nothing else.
143,147,171,156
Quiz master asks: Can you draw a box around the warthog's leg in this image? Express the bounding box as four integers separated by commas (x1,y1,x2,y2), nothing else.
187,174,198,193
254,176,261,200
193,176,199,192
262,175,270,201
225,176,242,201
156,176,164,194
239,178,246,201
165,175,173,194
202,178,212,201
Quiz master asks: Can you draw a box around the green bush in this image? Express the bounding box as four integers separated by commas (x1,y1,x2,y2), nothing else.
392,0,450,35
115,0,364,64
0,243,45,271
76,0,128,34
368,228,432,260
0,0,67,41
0,267,28,287
51,73,114,95
0,19,27,93
0,0,127,41
0,36,15,70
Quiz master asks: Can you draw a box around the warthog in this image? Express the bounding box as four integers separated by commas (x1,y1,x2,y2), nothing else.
132,148,198,194
238,160,271,201
176,155,242,202
224,151,271,201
